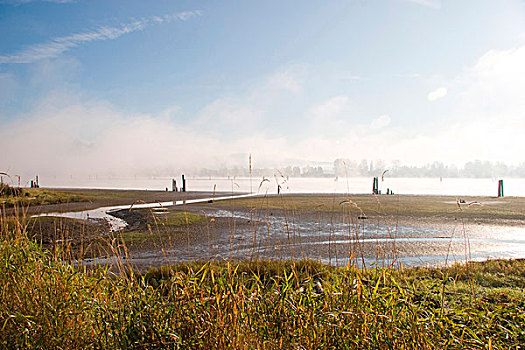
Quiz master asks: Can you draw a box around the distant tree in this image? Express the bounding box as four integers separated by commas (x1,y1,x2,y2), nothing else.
358,159,369,176
334,158,351,177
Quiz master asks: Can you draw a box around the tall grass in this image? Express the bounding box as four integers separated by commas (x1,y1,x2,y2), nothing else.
0,186,524,348
1,221,524,347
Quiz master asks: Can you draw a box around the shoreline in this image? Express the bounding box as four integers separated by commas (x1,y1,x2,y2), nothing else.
16,189,246,215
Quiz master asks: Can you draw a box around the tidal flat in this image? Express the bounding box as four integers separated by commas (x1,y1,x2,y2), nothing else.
19,190,525,269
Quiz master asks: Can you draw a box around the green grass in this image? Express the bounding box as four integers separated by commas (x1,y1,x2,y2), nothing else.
1,225,524,349
119,229,172,243
70,188,157,202
0,188,90,207
105,211,206,245
158,211,207,227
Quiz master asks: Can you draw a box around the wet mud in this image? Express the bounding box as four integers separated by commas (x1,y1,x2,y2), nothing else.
25,192,525,269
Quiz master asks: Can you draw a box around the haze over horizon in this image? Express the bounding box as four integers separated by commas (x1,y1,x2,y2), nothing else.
1,0,525,180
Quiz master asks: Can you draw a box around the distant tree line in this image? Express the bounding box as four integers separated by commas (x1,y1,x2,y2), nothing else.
333,159,525,178
198,165,331,178
196,159,525,179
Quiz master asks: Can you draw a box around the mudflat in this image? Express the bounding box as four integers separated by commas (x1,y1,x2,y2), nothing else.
22,190,525,268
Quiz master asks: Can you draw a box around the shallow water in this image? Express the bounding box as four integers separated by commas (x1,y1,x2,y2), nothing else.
151,208,525,268
35,192,525,268
77,207,525,268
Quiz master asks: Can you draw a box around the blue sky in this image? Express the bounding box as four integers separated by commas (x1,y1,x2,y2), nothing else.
1,0,525,177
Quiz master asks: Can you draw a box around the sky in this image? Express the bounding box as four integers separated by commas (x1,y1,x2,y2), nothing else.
1,0,525,179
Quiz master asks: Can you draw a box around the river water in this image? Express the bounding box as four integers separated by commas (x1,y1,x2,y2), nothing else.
42,176,525,197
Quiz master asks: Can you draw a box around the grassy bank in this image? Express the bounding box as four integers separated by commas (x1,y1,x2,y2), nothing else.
0,184,90,208
1,222,524,348
119,210,207,244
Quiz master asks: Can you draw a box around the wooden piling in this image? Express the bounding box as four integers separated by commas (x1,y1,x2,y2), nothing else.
498,179,504,197
372,177,379,195
182,175,186,192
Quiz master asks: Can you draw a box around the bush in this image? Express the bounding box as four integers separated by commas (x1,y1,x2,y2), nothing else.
0,183,23,197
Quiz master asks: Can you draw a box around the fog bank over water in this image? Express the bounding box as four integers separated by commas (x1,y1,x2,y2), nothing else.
2,42,525,180
1,88,525,182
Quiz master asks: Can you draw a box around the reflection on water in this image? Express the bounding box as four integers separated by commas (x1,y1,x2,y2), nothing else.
76,205,525,268
156,209,525,268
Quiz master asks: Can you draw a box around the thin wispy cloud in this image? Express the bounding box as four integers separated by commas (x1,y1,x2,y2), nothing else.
0,0,75,4
338,74,362,81
427,87,447,101
406,0,441,9
393,73,422,79
0,11,201,64
370,114,391,129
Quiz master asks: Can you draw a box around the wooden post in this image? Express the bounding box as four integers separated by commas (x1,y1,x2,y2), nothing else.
36,176,39,188
498,180,504,197
172,179,177,192
372,177,379,194
182,175,186,192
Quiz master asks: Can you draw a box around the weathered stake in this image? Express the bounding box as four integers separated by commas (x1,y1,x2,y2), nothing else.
372,177,379,195
498,179,504,197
